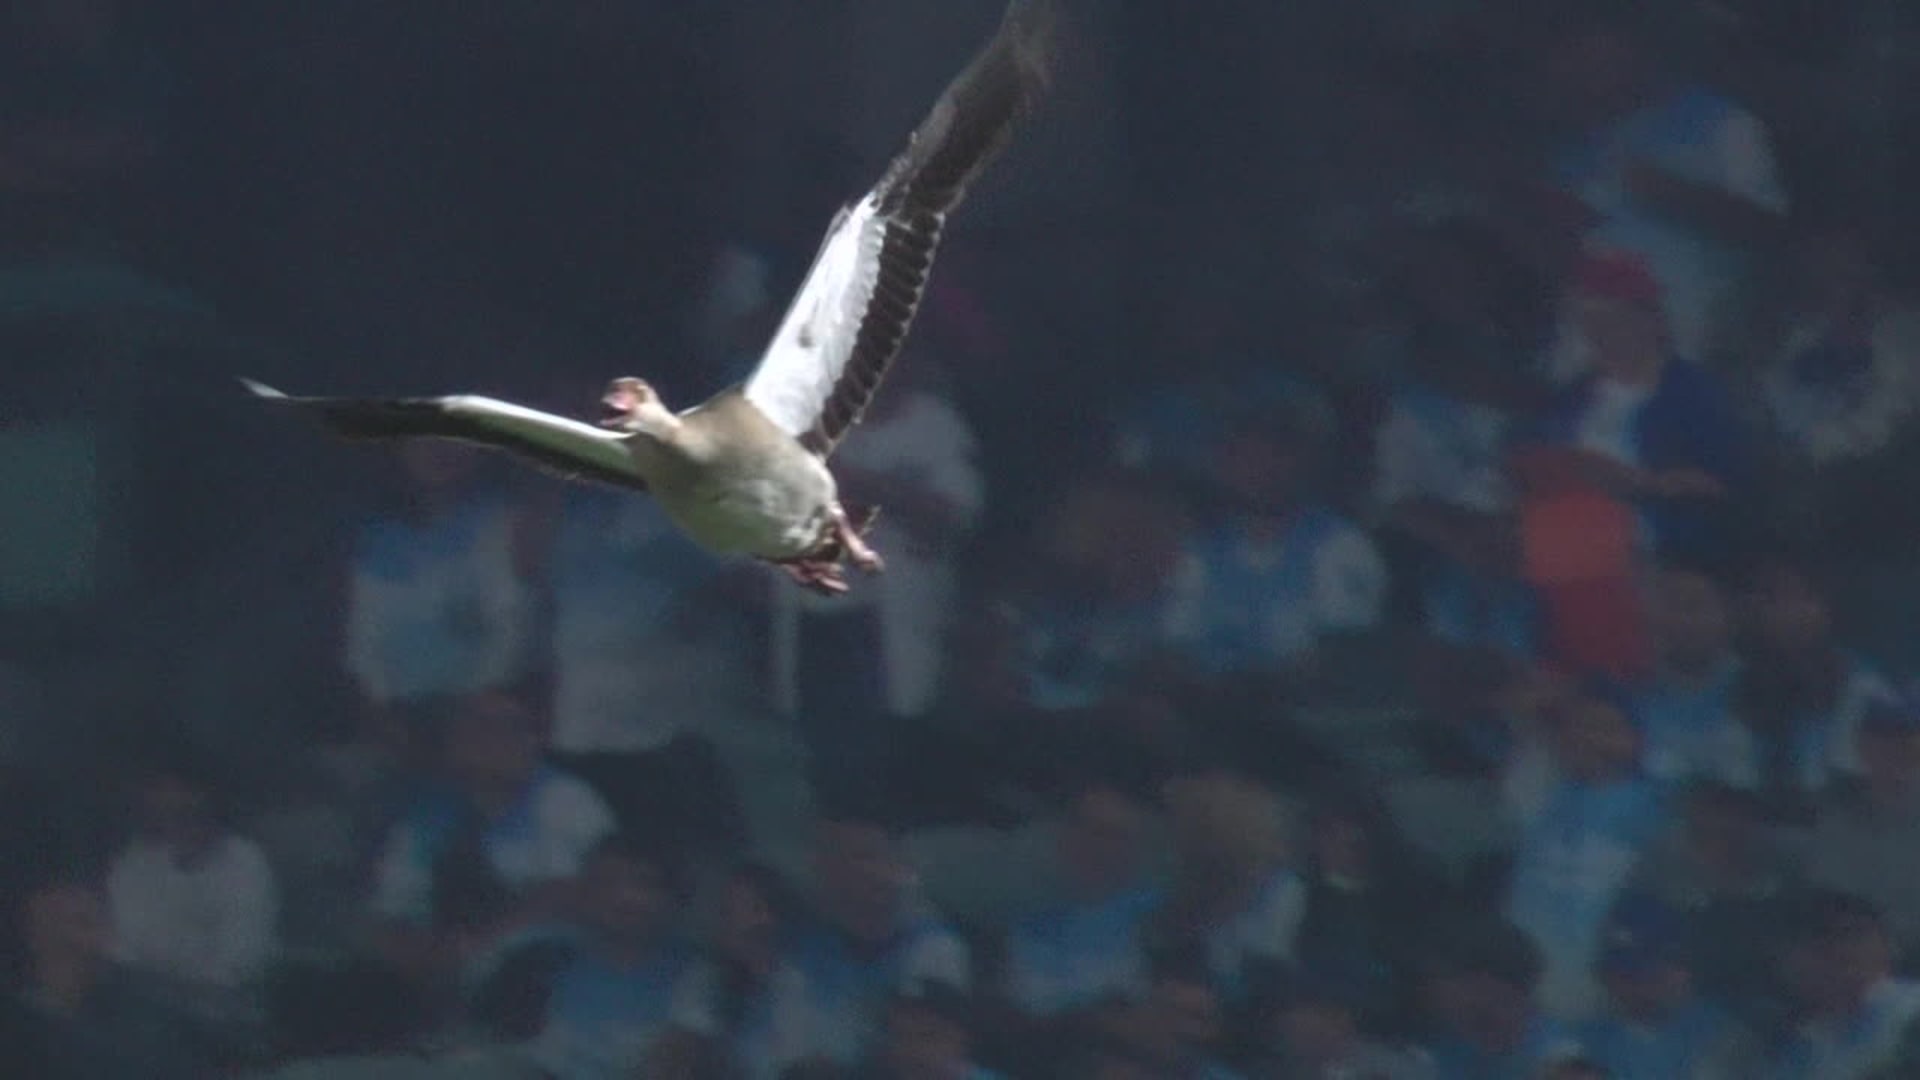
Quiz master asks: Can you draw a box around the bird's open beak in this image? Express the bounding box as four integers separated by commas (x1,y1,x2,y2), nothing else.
600,387,637,429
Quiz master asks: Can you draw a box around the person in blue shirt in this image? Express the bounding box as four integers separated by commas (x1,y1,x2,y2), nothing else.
1767,890,1920,1079
783,791,972,1069
976,469,1196,802
664,860,814,1080
524,831,694,1080
997,773,1164,1073
1732,554,1900,824
1636,560,1751,790
1163,410,1387,687
1505,678,1668,1021
1576,890,1758,1079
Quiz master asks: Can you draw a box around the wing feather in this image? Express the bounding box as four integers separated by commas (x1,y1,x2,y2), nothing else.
741,0,1054,457
241,378,647,492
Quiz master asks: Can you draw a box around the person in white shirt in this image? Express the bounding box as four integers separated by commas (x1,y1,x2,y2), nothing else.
342,443,538,719
107,757,277,999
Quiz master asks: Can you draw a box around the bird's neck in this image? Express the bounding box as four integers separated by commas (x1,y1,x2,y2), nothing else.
624,425,711,493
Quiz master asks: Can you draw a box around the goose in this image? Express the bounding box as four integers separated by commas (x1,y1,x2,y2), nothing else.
245,0,1053,595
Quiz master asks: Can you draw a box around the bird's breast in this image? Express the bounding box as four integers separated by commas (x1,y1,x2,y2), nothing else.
651,451,836,560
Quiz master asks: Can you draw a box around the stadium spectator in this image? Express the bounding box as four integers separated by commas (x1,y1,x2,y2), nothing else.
342,444,538,730
1244,958,1434,1078
1100,941,1246,1080
1767,890,1920,1078
1539,7,1788,365
524,833,694,1080
971,470,1196,800
855,979,1005,1080
1635,561,1752,789
667,861,815,1080
1164,408,1387,686
7,865,204,1077
1291,781,1449,1038
1792,695,1920,960
1574,890,1759,1077
365,692,614,1011
1504,679,1665,1021
1732,555,1899,822
1150,770,1304,1006
105,752,276,1052
1419,915,1581,1080
996,774,1162,1072
782,793,971,1068
532,479,749,863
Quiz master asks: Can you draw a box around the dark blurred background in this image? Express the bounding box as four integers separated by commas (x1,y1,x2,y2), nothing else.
7,0,1920,1077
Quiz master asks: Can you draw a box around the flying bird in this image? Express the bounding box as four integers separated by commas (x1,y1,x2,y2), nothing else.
245,0,1054,594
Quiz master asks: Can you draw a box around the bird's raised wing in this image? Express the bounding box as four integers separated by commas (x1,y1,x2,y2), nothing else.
241,378,647,492
741,0,1054,458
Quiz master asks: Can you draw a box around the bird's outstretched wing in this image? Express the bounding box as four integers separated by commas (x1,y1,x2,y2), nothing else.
241,378,648,492
741,0,1055,458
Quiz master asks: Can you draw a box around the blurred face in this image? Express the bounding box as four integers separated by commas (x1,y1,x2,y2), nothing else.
718,874,781,968
1167,773,1284,892
23,881,107,970
1551,697,1640,782
142,774,218,858
1042,486,1126,580
582,851,671,945
1312,813,1371,881
1830,924,1893,999
1212,430,1304,514
1574,294,1666,384
1750,568,1831,652
1456,972,1530,1053
1651,569,1731,670
1278,1001,1355,1065
1059,788,1147,897
1152,977,1223,1052
817,822,909,937
884,1003,970,1074
1420,968,1476,1035
1045,483,1190,600
1861,728,1920,796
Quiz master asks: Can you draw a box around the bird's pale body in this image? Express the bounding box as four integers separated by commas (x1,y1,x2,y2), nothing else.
624,393,839,560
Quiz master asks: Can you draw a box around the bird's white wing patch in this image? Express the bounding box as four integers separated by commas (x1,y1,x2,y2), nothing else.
741,198,886,442
437,396,642,481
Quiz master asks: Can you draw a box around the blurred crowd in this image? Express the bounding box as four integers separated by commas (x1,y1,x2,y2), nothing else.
9,0,1920,1078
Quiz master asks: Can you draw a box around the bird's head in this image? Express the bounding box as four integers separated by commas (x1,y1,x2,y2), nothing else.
599,377,676,437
